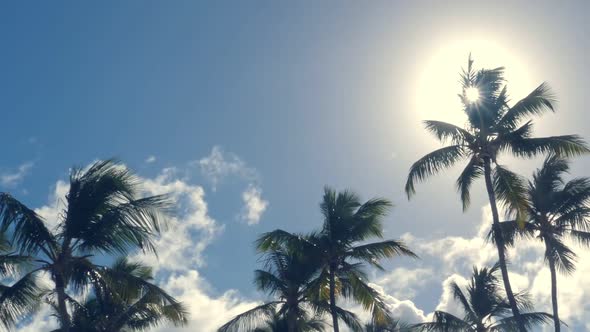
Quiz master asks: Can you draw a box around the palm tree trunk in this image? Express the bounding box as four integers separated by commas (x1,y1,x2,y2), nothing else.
287,309,297,332
547,252,561,332
483,158,526,332
329,264,339,332
55,274,71,332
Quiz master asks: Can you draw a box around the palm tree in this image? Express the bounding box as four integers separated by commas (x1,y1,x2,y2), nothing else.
219,241,359,332
0,231,43,330
259,187,417,332
252,313,327,332
66,258,187,332
494,154,590,331
405,56,589,331
364,317,411,332
415,264,552,332
0,160,172,332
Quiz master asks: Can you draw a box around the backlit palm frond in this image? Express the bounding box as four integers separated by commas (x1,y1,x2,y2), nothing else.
405,145,466,197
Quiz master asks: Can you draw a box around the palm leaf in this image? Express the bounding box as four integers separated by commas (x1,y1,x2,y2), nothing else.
217,302,279,332
405,145,466,197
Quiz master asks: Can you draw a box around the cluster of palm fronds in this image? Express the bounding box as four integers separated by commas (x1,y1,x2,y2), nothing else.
219,188,418,332
1,57,589,332
0,160,188,332
220,57,590,332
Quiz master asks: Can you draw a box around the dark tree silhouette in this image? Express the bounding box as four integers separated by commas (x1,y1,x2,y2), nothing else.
414,264,552,331
0,160,172,332
219,241,356,332
258,187,417,332
65,258,187,332
495,154,590,331
405,57,589,331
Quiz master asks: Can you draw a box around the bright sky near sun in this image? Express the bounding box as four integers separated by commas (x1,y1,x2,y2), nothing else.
2,1,590,331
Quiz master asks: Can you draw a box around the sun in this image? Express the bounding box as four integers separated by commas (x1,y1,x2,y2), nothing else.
465,87,480,103
414,39,534,126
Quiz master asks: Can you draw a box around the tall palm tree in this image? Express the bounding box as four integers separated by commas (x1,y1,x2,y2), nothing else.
252,313,327,332
0,231,43,330
364,317,411,332
259,187,417,332
405,57,589,331
415,264,552,332
66,258,187,332
219,242,359,332
0,160,171,332
495,154,590,331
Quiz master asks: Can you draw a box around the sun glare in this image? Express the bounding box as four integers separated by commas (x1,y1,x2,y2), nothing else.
415,39,534,126
465,87,479,102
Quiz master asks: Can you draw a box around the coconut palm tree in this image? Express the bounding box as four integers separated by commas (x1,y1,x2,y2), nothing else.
0,231,43,330
258,187,417,332
0,159,171,332
364,317,411,332
414,264,552,332
494,154,590,331
252,313,327,332
404,57,589,331
65,258,187,332
219,242,360,332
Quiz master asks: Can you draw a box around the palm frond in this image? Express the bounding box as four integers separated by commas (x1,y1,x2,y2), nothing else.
405,145,466,197
492,312,553,331
423,120,474,145
0,271,44,329
74,195,171,255
456,157,483,211
414,311,471,332
492,165,528,224
498,82,555,130
0,193,57,256
348,240,417,270
217,302,279,332
545,236,577,275
509,134,590,158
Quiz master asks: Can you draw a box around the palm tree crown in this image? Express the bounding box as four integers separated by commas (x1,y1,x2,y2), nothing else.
219,241,343,332
0,159,173,332
406,57,588,210
405,57,589,331
497,154,590,331
258,187,417,332
67,258,188,332
415,264,552,332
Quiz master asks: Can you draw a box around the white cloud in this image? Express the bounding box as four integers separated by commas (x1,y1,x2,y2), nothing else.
145,155,157,163
395,204,590,330
196,146,256,191
0,161,34,187
34,180,69,231
377,267,434,300
136,167,223,271
239,185,268,225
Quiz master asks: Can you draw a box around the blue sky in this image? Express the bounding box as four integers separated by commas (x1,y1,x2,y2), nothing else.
2,1,590,331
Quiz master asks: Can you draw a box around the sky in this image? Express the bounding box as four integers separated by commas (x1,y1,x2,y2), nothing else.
2,1,590,331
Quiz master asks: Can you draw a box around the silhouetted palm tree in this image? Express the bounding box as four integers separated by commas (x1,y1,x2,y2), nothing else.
405,57,589,331
219,242,358,332
252,313,327,332
65,258,187,332
415,264,552,331
364,317,411,332
495,154,590,331
259,187,417,332
0,160,171,332
0,231,43,330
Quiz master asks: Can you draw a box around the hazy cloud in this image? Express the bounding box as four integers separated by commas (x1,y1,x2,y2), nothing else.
196,146,256,191
0,161,34,187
